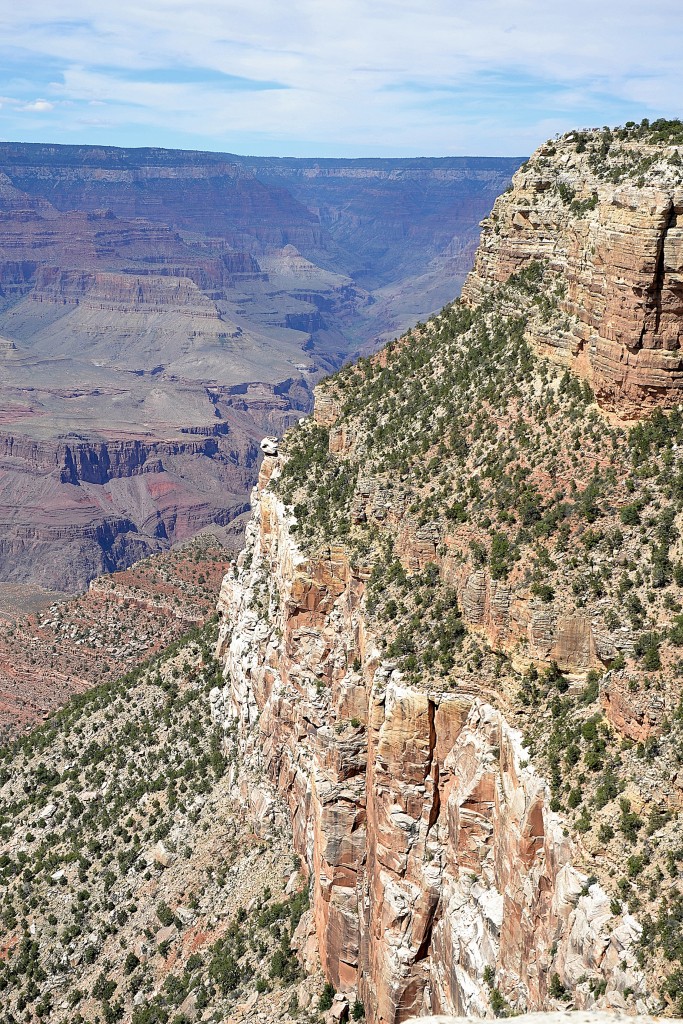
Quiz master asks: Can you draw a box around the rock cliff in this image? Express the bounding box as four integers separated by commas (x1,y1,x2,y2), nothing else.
212,123,683,1023
462,123,683,418
0,425,256,591
212,453,645,1023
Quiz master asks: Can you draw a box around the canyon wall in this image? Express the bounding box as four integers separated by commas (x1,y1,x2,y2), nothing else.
207,130,683,1019
0,143,520,596
461,131,683,418
212,451,646,1024
0,342,319,590
319,412,616,680
0,428,256,591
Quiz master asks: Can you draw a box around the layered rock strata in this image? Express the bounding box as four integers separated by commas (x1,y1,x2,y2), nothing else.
462,132,683,418
0,428,255,591
212,453,646,1024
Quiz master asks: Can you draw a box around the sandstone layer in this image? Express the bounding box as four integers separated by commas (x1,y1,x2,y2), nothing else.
462,130,683,418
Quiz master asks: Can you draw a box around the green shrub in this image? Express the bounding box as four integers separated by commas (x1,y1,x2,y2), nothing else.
549,973,570,1000
319,981,335,1011
92,974,117,1002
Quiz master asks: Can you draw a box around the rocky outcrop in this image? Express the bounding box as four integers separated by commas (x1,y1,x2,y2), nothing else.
212,458,647,1024
462,132,683,418
0,430,235,483
322,458,608,677
599,674,667,743
29,266,223,317
442,571,603,676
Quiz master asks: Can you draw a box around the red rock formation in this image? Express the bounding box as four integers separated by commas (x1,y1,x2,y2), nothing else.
462,134,683,418
213,458,646,1023
0,425,258,591
600,674,666,743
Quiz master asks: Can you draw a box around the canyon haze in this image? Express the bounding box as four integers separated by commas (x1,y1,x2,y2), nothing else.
0,143,521,596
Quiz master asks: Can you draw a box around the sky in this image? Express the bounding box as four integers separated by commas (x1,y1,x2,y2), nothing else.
0,0,681,158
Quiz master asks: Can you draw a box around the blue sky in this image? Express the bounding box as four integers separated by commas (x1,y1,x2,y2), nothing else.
0,1,681,157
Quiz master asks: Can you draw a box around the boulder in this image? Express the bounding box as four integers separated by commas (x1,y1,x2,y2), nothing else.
260,436,279,457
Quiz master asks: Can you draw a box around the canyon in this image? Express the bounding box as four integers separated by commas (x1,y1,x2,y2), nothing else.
0,144,520,595
5,124,683,1024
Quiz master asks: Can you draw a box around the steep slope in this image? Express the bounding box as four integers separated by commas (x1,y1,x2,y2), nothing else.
212,122,683,1022
0,620,325,1024
462,120,683,418
0,534,232,742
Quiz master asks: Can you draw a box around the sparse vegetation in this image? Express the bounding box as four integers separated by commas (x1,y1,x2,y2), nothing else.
0,620,318,1022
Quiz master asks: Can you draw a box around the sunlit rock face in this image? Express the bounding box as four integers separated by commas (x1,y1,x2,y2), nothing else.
211,127,683,1021
213,453,645,1024
462,131,683,419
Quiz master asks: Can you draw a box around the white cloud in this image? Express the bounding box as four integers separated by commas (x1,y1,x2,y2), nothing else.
20,98,54,112
0,1,682,153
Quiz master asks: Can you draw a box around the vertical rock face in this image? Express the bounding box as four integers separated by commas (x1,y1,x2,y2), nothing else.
461,131,683,418
213,458,645,1023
